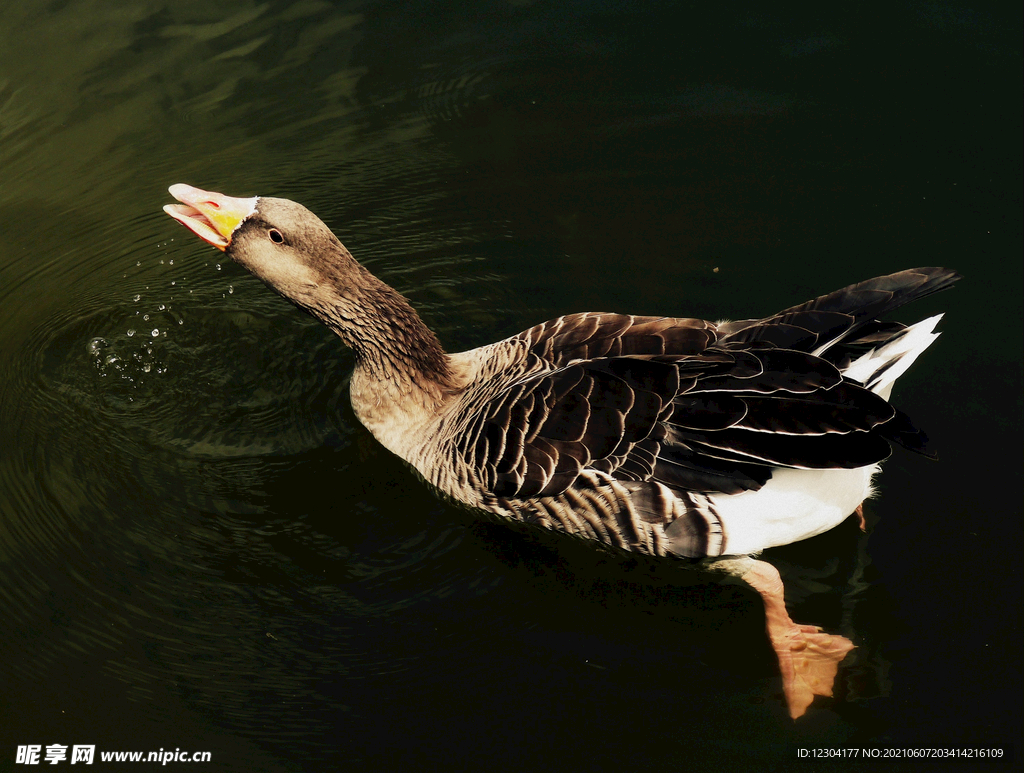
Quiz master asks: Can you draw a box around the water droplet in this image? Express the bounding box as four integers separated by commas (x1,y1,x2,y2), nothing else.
142,363,152,373
151,329,159,337
127,329,135,337
136,261,141,267
88,337,108,355
178,319,184,325
160,259,165,265
228,285,234,294
169,259,174,265
143,314,150,321
216,263,222,271
158,304,166,311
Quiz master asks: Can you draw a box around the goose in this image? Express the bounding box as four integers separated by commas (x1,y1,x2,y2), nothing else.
165,183,959,718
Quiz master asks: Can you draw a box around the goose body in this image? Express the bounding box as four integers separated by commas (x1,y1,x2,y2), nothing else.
360,314,897,559
165,183,958,717
164,184,957,560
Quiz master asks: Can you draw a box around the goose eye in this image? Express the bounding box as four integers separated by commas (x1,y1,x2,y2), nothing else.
268,229,284,244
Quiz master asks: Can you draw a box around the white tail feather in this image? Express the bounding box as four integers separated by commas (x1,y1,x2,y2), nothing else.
843,314,943,400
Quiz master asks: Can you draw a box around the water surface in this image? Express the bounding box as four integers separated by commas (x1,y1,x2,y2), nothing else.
1,1,1020,769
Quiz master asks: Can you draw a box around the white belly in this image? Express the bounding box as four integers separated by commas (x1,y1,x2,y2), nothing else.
711,465,879,555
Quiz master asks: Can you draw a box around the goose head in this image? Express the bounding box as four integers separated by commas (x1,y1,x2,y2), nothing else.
163,183,368,313
163,184,454,388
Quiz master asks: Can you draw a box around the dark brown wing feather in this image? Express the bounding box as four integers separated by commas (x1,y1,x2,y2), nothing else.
718,266,960,358
462,268,959,500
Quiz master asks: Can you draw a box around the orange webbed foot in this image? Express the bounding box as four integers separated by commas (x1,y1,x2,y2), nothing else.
740,559,855,719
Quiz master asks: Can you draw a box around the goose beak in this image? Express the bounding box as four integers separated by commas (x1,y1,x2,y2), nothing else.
163,183,258,251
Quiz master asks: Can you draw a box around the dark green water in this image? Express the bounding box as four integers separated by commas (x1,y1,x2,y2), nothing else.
1,1,1020,770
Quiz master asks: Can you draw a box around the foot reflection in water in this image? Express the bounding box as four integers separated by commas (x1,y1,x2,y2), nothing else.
710,555,856,719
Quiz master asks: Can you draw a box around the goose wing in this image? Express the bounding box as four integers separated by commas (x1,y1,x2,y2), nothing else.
461,267,959,501
716,266,960,363
463,332,897,499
